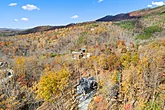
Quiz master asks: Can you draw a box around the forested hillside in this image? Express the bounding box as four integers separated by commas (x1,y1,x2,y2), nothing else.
0,6,165,110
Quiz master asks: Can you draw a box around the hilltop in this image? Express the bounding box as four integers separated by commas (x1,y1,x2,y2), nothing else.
97,6,165,21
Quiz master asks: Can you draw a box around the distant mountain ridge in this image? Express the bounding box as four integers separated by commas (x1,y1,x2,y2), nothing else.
0,28,23,31
1,5,165,36
0,24,76,36
18,22,95,35
0,28,22,37
96,13,139,22
18,23,77,35
96,6,165,22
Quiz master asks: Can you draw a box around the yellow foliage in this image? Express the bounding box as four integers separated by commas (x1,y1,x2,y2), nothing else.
97,55,107,69
36,69,69,101
109,70,118,83
14,57,26,75
118,42,123,49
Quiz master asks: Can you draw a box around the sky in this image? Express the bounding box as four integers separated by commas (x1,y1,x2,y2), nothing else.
0,0,165,29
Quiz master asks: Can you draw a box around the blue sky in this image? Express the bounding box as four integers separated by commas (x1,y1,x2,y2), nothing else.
0,0,165,29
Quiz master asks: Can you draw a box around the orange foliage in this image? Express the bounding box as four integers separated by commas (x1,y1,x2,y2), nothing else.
117,40,126,46
125,104,132,110
92,95,107,110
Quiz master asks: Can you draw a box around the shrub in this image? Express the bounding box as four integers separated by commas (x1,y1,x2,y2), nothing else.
144,101,161,110
115,20,136,30
144,25,161,34
50,53,57,57
136,25,162,40
136,33,152,40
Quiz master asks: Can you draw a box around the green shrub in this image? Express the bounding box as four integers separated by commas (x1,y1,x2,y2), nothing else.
144,26,161,34
115,20,136,30
144,101,161,110
136,25,162,40
50,53,57,57
136,33,152,40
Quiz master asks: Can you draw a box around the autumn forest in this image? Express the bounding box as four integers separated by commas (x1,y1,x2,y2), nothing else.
1,5,165,110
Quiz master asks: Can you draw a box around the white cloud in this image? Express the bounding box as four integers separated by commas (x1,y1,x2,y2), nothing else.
22,4,40,11
147,1,164,8
98,0,104,3
71,15,79,19
14,19,19,22
152,1,165,6
147,4,153,8
8,3,17,7
21,18,29,21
